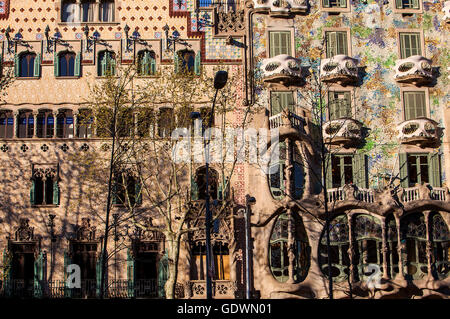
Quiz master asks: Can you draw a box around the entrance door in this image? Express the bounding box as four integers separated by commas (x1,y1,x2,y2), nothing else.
71,242,98,298
134,252,157,297
11,243,36,297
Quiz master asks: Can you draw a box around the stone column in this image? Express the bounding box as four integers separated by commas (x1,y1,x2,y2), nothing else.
13,111,19,138
134,112,139,137
73,111,79,138
33,111,38,138
284,138,292,197
395,214,405,278
423,211,433,280
287,208,295,284
94,0,100,22
380,217,389,279
53,111,58,138
347,213,355,283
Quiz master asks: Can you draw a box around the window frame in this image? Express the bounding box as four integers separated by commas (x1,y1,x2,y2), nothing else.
327,90,353,120
396,29,425,59
324,28,351,58
58,0,119,24
268,30,293,58
270,91,295,116
320,0,351,13
400,88,429,121
393,0,422,14
0,110,15,138
331,154,354,188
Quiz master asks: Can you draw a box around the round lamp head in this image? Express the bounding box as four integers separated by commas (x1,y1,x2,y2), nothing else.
214,70,228,90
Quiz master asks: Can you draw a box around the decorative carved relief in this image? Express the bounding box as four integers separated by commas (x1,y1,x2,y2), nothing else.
76,218,97,241
394,55,434,85
14,218,34,241
217,10,245,34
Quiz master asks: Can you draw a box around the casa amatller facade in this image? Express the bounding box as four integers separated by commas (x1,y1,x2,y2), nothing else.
0,0,449,299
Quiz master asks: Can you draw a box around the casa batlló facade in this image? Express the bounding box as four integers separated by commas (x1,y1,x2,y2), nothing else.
0,0,448,300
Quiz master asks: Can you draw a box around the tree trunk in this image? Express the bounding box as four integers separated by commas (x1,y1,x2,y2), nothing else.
164,234,181,299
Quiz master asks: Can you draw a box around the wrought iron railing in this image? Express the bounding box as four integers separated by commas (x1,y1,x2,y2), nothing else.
198,0,244,11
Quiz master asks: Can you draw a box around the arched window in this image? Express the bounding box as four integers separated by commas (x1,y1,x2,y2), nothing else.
137,50,156,76
353,214,383,282
319,215,350,282
430,213,449,279
401,213,428,280
31,168,59,206
56,109,74,138
58,51,76,77
36,110,54,138
98,51,116,76
195,167,219,200
386,215,399,278
77,109,93,138
99,0,115,22
269,212,310,283
18,52,36,77
175,49,195,74
157,107,174,138
18,110,34,138
0,110,14,138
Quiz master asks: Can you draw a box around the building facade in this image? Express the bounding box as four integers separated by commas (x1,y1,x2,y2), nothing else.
0,0,448,299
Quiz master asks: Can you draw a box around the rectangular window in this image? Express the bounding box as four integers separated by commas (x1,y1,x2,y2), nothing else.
407,154,429,186
396,0,420,9
270,92,295,116
81,0,95,22
323,0,347,8
331,155,353,188
269,31,291,58
399,32,421,59
99,0,115,22
403,91,426,120
325,31,348,58
328,91,352,120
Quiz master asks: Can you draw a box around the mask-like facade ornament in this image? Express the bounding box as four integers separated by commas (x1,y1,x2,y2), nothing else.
394,55,434,85
320,55,358,85
323,118,365,146
397,118,442,147
251,0,308,16
261,54,304,86
76,218,97,241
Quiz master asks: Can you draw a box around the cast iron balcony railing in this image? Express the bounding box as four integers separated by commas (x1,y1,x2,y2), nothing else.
397,117,442,147
320,55,359,85
269,109,307,137
394,55,434,85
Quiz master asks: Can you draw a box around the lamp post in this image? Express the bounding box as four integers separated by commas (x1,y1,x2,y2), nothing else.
245,195,256,299
190,70,228,299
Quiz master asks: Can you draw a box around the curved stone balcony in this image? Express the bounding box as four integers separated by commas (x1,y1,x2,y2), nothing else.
252,0,308,16
320,55,358,85
261,55,305,86
269,111,306,137
394,55,434,85
397,118,443,147
323,118,365,147
444,1,450,23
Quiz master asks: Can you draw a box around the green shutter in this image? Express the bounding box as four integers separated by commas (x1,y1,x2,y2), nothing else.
399,153,409,188
34,250,44,298
64,250,72,298
412,0,419,8
112,182,118,204
34,53,41,77
326,32,337,58
337,32,348,55
343,92,351,117
101,54,107,76
54,52,59,77
157,250,169,298
339,0,347,8
135,181,142,205
325,153,333,189
3,248,12,297
194,51,201,76
127,249,135,297
352,153,367,188
428,152,441,187
404,92,426,120
141,51,149,75
286,92,295,112
74,51,81,77
53,180,60,205
174,51,179,74
150,56,156,75
271,92,282,115
30,179,36,205
96,252,103,297
396,0,403,8
110,55,116,76
191,176,199,200
269,32,291,57
269,32,277,58
14,53,19,77
323,0,330,7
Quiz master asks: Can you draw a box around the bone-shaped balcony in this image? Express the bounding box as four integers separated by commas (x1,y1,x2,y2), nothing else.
394,55,434,85
323,118,365,147
253,0,308,16
261,55,305,86
397,118,443,147
320,55,358,85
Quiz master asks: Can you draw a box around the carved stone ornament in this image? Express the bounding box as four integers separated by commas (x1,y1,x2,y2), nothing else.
15,218,35,241
33,167,58,179
76,218,97,241
394,55,434,85
217,10,245,33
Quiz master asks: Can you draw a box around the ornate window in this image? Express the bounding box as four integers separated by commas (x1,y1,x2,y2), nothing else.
117,107,134,137
56,51,80,77
99,0,115,22
331,154,353,188
98,50,116,76
191,242,230,280
0,110,14,138
30,165,60,206
137,50,156,76
269,31,291,57
16,52,40,78
430,213,449,279
194,166,219,201
401,213,428,280
269,212,310,283
18,110,34,138
319,215,350,282
77,109,93,138
386,215,400,278
322,0,348,9
174,49,200,75
36,110,54,138
56,109,74,138
353,215,383,282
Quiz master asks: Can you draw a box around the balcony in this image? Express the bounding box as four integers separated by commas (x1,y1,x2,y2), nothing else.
320,55,359,85
269,110,307,137
261,55,305,87
186,280,237,299
397,118,443,147
444,1,450,23
327,186,375,203
252,0,308,17
394,56,434,86
323,118,365,147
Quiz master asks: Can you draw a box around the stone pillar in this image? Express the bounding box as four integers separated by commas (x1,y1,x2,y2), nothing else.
134,112,139,137
284,138,292,197
423,211,433,280
73,111,79,138
94,0,100,22
347,213,355,283
395,214,405,278
53,111,58,138
33,111,38,138
380,217,389,279
13,111,19,138
287,208,295,284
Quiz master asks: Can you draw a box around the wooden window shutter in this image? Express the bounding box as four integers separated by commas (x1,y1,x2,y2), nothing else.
428,152,441,187
53,180,60,205
339,0,347,8
96,252,103,297
34,53,41,77
157,251,169,298
337,32,348,55
110,54,116,76
411,33,421,56
280,32,291,55
325,153,333,189
194,51,201,75
396,0,403,8
54,52,59,77
174,51,180,74
126,249,135,297
14,53,19,77
400,33,407,59
286,92,295,112
34,250,44,298
352,153,367,188
150,56,156,75
269,32,278,58
74,52,81,77
412,0,419,8
415,92,426,118
323,0,330,7
271,92,282,115
399,153,409,188
326,32,337,58
30,179,36,205
141,51,149,75
343,92,351,117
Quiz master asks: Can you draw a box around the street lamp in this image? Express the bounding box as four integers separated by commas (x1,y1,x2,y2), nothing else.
245,195,256,299
190,70,228,299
